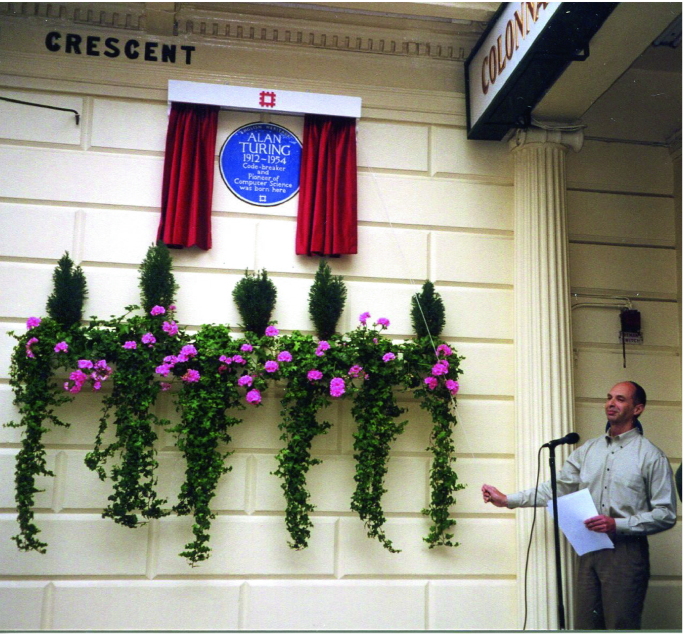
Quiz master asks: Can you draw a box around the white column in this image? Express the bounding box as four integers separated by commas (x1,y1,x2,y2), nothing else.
509,126,583,630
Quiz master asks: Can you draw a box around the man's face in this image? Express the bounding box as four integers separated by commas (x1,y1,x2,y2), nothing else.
605,382,644,427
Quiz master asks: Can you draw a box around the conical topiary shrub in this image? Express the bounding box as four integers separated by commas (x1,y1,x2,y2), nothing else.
308,259,347,340
411,280,445,338
46,252,88,328
139,242,178,313
232,269,278,336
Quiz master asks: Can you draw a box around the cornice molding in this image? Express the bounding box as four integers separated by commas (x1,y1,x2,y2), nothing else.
0,2,486,62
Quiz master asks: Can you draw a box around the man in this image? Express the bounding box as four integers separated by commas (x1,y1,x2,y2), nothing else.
482,381,676,630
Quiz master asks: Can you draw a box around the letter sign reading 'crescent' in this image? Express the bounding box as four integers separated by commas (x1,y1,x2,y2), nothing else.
220,122,302,207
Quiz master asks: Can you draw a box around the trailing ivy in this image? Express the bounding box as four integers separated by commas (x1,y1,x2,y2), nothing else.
6,318,80,552
343,314,408,553
403,336,465,547
169,324,245,565
274,331,336,549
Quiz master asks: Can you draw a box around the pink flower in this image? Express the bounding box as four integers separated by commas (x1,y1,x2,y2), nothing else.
377,318,390,328
78,359,93,370
348,365,364,377
432,362,448,376
150,305,166,316
277,351,292,363
265,326,279,337
382,352,396,363
241,343,253,353
307,370,323,381
162,321,178,336
232,355,246,365
93,381,102,391
246,389,262,404
142,333,156,347
164,355,179,366
359,311,371,325
25,337,39,359
445,379,460,396
177,353,189,363
219,355,232,365
436,344,452,357
156,364,171,377
238,375,253,387
265,360,279,373
182,369,201,383
123,341,137,350
438,359,449,367
373,338,378,344
315,340,330,357
168,304,177,312
180,345,197,358
94,360,110,373
54,341,68,353
26,317,41,330
330,377,346,398
424,376,438,390
70,370,88,385
160,382,172,391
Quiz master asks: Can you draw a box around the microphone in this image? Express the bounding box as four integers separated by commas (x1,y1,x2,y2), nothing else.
543,432,580,449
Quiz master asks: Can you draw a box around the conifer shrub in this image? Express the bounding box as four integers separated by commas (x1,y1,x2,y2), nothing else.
411,280,446,338
46,252,88,328
139,242,178,313
232,269,277,335
308,259,347,340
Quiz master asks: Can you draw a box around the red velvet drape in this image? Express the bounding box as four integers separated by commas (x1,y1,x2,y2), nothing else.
157,102,219,250
296,114,358,256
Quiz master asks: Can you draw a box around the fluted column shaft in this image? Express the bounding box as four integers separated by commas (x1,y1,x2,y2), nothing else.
510,127,583,630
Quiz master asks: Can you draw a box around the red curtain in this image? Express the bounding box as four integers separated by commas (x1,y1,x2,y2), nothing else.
157,102,219,250
296,115,358,256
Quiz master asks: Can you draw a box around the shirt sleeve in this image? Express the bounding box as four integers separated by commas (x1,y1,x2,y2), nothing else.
614,454,677,536
507,446,584,509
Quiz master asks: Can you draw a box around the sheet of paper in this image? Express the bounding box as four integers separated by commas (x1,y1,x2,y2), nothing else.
547,488,614,556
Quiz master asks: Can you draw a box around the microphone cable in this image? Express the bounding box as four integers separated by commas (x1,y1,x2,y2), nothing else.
522,444,544,631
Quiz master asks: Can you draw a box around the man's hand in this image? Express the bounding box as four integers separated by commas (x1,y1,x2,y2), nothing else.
584,515,616,534
482,484,508,508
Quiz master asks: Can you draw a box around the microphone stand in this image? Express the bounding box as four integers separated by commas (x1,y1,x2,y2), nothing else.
548,445,566,630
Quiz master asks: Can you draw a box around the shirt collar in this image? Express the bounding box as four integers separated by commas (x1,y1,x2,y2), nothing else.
605,426,641,445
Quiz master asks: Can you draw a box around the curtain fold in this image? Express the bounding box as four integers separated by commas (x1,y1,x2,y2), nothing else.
157,102,219,250
296,114,358,256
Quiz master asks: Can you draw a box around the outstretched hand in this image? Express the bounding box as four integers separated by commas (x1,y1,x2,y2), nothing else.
482,484,508,508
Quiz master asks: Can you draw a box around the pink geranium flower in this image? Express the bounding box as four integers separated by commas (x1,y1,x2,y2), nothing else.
330,377,346,398
277,351,292,363
241,343,253,353
377,318,390,328
123,341,137,350
26,317,41,330
232,355,246,365
54,341,68,353
246,389,262,404
78,359,93,370
265,326,279,337
150,305,166,316
382,352,395,363
156,364,171,377
25,337,39,359
265,360,279,373
315,341,330,357
307,370,323,381
424,376,438,390
160,382,171,391
180,345,197,358
436,344,452,357
359,312,371,325
162,321,178,336
445,379,460,396
142,333,156,347
238,375,253,387
219,355,232,365
348,365,363,377
182,369,201,383
432,362,448,376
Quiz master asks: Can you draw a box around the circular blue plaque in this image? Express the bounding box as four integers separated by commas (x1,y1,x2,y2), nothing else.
219,122,302,207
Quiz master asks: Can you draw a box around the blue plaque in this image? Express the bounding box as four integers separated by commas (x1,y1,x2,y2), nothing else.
219,122,302,206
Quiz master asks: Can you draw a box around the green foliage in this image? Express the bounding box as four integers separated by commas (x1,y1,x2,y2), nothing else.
170,324,245,565
84,309,184,528
139,242,178,313
275,332,335,549
308,260,347,340
232,269,278,336
411,281,446,339
46,252,88,328
342,321,407,553
403,337,465,547
6,319,76,552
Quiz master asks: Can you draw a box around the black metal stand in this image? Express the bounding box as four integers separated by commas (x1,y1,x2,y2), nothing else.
549,447,566,630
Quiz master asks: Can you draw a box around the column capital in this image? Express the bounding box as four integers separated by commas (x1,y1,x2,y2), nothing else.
509,126,584,154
